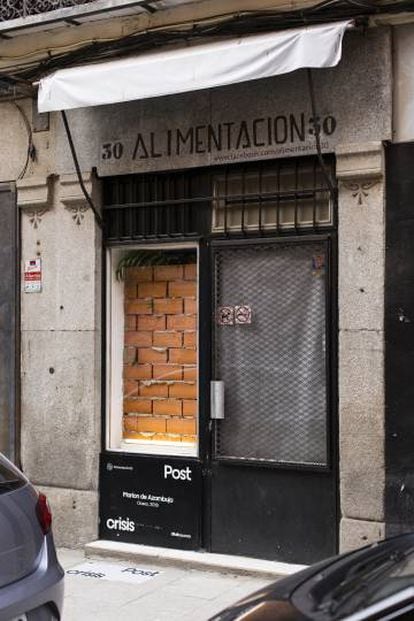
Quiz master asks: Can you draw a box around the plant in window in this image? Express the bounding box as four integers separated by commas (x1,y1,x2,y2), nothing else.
116,249,196,281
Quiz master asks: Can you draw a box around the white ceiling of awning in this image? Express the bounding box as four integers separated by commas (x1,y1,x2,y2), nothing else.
38,20,351,113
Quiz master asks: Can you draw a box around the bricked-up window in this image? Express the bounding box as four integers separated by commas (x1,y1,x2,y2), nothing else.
107,246,198,456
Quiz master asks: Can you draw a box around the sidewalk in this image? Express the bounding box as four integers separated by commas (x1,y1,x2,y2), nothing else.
59,548,272,621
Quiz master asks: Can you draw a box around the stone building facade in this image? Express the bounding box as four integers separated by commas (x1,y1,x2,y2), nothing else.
0,0,413,564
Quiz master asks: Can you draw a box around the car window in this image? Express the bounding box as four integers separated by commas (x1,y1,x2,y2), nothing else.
292,542,414,620
0,459,25,484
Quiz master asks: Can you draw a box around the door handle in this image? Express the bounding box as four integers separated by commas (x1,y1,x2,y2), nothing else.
211,381,225,420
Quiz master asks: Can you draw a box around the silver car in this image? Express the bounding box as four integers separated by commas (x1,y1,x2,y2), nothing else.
0,453,64,621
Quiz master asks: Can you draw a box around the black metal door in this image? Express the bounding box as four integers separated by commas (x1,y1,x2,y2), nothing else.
0,184,18,462
209,237,337,564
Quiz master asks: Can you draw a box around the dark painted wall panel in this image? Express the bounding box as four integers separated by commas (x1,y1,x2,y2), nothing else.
211,463,337,564
385,142,414,533
0,185,17,461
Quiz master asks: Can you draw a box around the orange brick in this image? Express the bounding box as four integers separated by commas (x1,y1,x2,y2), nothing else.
136,417,167,433
123,364,152,380
125,300,153,315
138,281,167,298
123,415,138,432
154,265,183,281
184,299,197,314
153,332,182,348
124,380,138,397
183,366,197,381
125,331,152,347
139,382,169,398
183,400,198,416
138,315,165,331
169,349,197,364
153,298,183,314
125,315,137,331
169,281,197,298
124,398,152,414
125,282,138,298
183,332,197,348
184,264,197,280
153,364,183,380
167,418,196,434
167,315,196,331
153,399,182,416
124,346,136,364
169,382,197,399
125,266,153,282
138,348,167,364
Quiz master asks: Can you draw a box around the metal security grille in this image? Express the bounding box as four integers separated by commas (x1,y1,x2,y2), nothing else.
212,158,333,234
0,0,93,20
104,171,210,242
214,241,328,466
103,156,335,243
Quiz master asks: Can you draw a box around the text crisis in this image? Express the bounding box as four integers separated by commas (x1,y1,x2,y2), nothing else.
101,113,337,162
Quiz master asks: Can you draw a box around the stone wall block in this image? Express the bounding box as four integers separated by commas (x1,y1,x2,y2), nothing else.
339,329,384,411
38,486,98,548
20,173,101,332
340,414,384,521
21,331,100,491
339,329,384,521
340,517,385,552
337,144,385,332
393,24,414,142
337,143,385,532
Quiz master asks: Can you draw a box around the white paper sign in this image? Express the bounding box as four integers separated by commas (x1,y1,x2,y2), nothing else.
24,258,42,293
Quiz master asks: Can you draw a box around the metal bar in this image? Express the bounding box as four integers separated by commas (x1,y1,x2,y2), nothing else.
103,189,327,211
212,455,331,472
224,169,228,235
225,190,318,205
241,166,246,234
152,176,158,235
258,165,263,234
210,233,332,248
276,162,281,233
313,158,317,228
2,0,139,23
179,176,186,235
103,157,335,241
294,160,299,232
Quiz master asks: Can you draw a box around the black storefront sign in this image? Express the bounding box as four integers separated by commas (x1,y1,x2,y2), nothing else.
99,453,202,550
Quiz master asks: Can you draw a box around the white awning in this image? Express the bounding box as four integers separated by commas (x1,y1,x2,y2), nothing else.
38,20,351,113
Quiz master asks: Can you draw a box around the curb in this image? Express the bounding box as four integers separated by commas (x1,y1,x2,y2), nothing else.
85,540,307,578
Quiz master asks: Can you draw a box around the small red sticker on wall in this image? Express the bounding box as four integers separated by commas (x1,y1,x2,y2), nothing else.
24,258,42,293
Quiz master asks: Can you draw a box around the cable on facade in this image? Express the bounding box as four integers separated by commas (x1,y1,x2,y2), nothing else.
13,102,35,180
61,110,103,229
306,68,337,201
1,0,413,83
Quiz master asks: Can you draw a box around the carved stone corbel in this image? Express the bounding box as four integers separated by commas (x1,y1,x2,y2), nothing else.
336,142,384,207
59,172,101,226
17,175,53,228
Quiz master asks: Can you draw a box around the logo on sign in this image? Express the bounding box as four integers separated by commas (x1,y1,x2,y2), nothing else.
106,517,135,532
163,464,192,481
